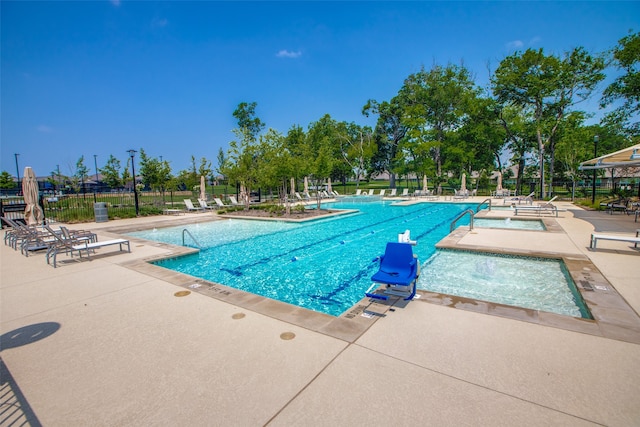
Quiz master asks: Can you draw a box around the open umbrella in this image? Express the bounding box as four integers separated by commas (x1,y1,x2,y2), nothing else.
200,175,206,201
496,172,503,191
22,167,44,226
461,173,467,192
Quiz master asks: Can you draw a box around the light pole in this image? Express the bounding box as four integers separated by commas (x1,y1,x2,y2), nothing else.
591,135,599,204
127,149,139,216
14,153,20,193
93,154,99,187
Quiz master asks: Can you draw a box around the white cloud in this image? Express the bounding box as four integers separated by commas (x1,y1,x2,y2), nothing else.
37,125,53,133
110,0,121,7
276,49,302,59
506,40,524,50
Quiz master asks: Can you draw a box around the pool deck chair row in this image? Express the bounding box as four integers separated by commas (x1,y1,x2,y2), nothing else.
514,196,562,217
45,225,131,268
590,230,640,250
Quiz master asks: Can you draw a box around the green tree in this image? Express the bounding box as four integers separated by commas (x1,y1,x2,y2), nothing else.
601,31,640,134
492,47,605,197
73,156,89,194
305,115,337,208
100,155,123,189
0,171,16,189
336,122,375,189
223,128,262,209
138,149,173,192
233,102,265,141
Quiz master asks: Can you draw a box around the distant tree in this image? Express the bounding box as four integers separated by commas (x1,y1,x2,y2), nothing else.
305,115,338,208
492,47,605,197
233,102,265,141
223,127,262,210
0,171,16,189
72,156,89,193
336,122,375,189
138,149,173,192
601,31,640,134
100,155,123,189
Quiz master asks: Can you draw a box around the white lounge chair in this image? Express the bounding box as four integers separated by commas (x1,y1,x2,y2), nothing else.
505,192,535,205
401,189,409,197
199,199,216,210
368,189,374,196
355,189,362,196
379,189,386,197
213,198,228,208
514,196,560,217
388,189,397,197
229,196,240,205
184,199,203,212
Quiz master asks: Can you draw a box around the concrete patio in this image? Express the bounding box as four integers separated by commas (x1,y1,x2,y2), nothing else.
1,200,639,426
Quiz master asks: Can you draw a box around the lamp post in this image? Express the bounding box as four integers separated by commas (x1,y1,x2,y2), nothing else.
591,135,599,204
14,153,20,194
93,154,99,187
127,149,139,216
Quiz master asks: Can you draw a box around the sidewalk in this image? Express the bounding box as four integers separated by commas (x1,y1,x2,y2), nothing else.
1,204,639,426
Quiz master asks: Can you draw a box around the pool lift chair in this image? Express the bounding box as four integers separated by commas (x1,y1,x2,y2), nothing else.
365,230,420,301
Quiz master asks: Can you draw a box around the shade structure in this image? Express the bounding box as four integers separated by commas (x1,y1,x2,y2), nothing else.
22,167,44,225
496,172,503,191
304,176,309,193
579,143,640,170
290,177,295,197
460,173,467,192
200,175,206,201
422,175,427,190
327,177,332,194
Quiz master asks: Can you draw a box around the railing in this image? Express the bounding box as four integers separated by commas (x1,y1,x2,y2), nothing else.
476,198,491,212
182,229,203,249
450,209,475,233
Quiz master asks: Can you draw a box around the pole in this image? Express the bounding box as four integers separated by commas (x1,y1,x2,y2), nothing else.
14,153,20,194
128,149,139,216
591,135,599,204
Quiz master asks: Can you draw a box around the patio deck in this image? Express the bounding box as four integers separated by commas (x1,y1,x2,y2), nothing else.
1,200,639,426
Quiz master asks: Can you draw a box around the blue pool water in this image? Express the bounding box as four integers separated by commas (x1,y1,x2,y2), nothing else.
128,201,585,318
129,201,473,316
473,217,546,231
419,250,589,318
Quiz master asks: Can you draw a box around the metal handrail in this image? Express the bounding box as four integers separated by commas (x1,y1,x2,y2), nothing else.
182,229,202,249
476,198,491,212
450,209,475,233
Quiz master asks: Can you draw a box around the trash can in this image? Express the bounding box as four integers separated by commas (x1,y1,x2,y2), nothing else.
94,202,108,223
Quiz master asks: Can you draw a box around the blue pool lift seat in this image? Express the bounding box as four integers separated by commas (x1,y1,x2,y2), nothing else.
366,242,420,301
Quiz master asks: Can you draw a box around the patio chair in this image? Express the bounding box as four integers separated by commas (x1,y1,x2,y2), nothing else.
504,191,535,205
355,189,362,196
229,196,240,205
365,242,420,301
198,199,216,210
401,188,409,197
184,199,203,212
213,198,228,208
379,189,386,197
368,189,374,196
44,225,130,268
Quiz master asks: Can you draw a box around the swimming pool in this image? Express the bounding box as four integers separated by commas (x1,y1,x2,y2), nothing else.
129,201,585,318
129,201,473,316
419,249,590,318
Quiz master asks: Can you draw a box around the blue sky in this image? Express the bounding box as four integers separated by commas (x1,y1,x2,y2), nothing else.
2,1,638,179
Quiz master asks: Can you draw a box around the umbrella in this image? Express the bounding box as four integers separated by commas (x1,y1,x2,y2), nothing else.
327,178,332,194
290,177,295,197
200,175,206,201
460,173,467,192
22,167,44,226
496,172,503,191
304,176,309,193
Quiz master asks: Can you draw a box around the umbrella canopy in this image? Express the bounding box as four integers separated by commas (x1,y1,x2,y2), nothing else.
579,143,640,170
327,177,332,193
460,173,467,192
290,177,295,197
304,176,309,193
496,172,503,191
22,167,44,226
200,175,206,200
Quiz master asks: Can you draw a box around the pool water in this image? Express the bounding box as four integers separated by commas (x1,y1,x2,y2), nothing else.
129,201,586,318
473,217,546,231
419,249,590,318
130,201,473,316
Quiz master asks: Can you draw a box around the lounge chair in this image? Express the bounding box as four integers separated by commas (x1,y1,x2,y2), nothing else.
365,242,420,301
229,196,240,205
379,189,386,197
355,189,362,196
184,199,203,212
389,189,397,197
44,225,130,268
401,189,409,197
199,199,216,210
367,189,374,196
504,191,535,205
213,198,228,208
514,196,560,217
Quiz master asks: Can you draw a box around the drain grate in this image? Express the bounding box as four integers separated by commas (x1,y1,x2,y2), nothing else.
580,281,594,291
232,313,246,320
280,332,296,340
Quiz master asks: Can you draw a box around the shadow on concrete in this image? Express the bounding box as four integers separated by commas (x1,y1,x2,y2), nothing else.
0,357,42,426
0,322,61,351
570,209,639,233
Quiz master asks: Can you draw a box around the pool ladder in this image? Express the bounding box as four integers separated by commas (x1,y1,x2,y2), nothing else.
450,209,475,233
476,198,491,212
182,229,203,249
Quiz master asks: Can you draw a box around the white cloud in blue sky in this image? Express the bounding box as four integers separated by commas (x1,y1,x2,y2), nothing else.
276,49,302,59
